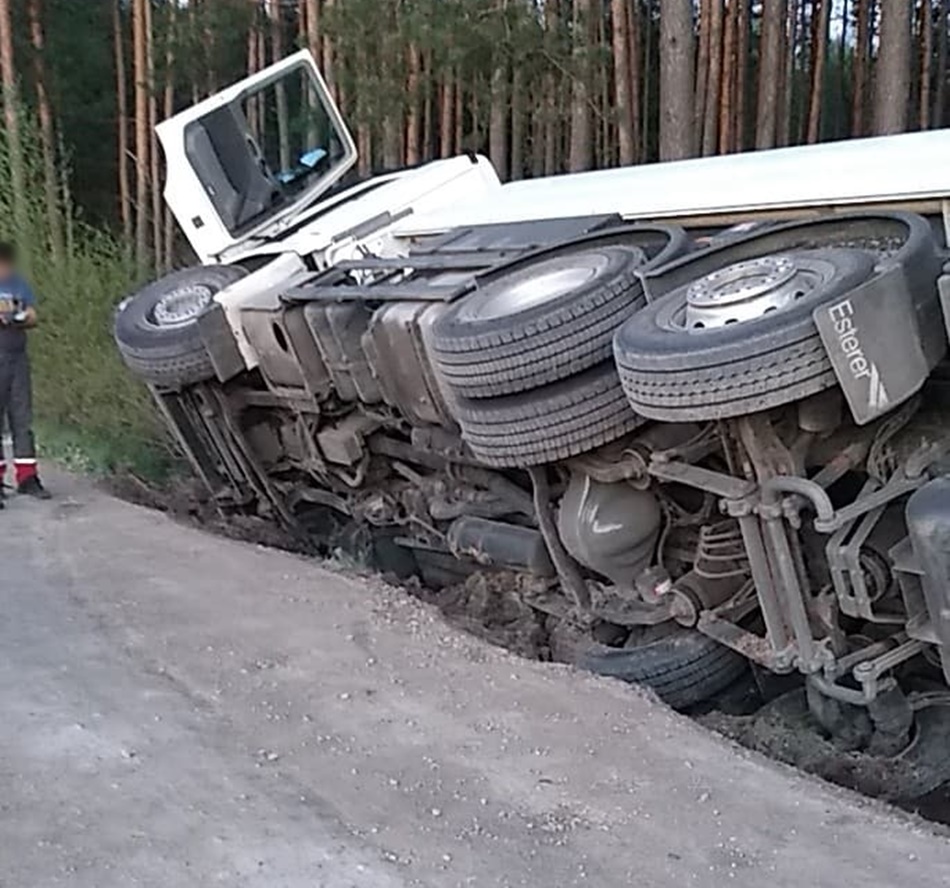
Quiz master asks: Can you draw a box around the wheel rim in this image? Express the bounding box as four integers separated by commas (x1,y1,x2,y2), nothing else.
459,253,613,322
682,254,825,331
151,284,214,327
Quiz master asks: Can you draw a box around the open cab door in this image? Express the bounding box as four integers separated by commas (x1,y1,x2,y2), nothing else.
157,50,357,263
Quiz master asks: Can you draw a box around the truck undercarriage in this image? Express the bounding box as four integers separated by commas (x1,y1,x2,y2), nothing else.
116,205,950,776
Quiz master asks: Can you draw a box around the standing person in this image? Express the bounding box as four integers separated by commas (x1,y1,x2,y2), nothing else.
0,242,50,505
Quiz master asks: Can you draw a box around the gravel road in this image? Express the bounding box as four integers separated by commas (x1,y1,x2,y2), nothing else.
1,472,949,887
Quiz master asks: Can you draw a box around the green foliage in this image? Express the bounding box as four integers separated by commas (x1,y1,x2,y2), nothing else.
0,113,171,480
41,0,119,225
324,0,556,163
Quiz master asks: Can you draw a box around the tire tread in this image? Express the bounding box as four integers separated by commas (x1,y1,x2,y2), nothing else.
433,249,647,399
454,363,644,467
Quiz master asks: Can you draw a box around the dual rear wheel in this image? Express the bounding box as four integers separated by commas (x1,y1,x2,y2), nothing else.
431,227,688,466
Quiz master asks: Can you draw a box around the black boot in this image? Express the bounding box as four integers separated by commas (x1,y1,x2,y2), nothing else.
18,475,51,500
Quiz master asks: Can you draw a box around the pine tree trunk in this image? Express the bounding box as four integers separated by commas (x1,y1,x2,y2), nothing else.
718,0,738,154
531,80,547,175
163,1,177,271
543,0,560,175
796,0,809,141
471,74,481,155
454,73,464,157
851,0,871,136
356,70,372,176
0,0,25,236
937,0,949,126
334,29,347,123
543,67,558,173
190,0,200,103
659,0,695,160
406,44,423,166
132,0,149,266
875,0,913,133
356,122,371,175
422,54,433,161
383,114,402,169
611,0,635,165
256,21,267,122
146,0,162,267
641,0,653,160
702,0,723,155
114,0,132,242
247,2,260,137
204,0,217,96
266,0,291,171
569,0,593,171
806,0,830,143
510,67,525,180
735,0,749,150
838,0,849,138
298,0,319,146
756,0,785,149
694,0,712,152
440,75,455,157
323,0,337,103
921,0,933,129
382,5,403,170
27,0,64,260
596,5,610,166
777,0,797,145
304,0,321,68
490,0,510,177
629,0,641,162
354,35,372,175
489,53,509,179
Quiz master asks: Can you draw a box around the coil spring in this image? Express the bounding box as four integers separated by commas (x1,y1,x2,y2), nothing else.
694,521,749,580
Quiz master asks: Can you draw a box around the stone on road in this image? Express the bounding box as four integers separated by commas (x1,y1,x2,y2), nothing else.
1,473,948,887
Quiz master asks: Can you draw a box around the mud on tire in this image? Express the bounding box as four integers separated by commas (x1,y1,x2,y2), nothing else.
115,265,247,388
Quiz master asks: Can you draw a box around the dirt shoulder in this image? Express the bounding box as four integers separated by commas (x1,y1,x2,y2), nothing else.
1,470,949,887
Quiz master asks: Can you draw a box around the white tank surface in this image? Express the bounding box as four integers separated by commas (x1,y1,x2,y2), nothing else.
399,130,950,236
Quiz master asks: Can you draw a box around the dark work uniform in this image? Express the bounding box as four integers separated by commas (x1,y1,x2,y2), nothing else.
0,274,37,484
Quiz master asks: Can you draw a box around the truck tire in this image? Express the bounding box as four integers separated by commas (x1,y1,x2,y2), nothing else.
614,249,877,422
115,265,247,388
452,361,644,468
579,625,747,710
432,246,648,399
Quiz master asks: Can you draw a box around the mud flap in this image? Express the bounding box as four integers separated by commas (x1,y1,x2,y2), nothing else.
814,263,932,426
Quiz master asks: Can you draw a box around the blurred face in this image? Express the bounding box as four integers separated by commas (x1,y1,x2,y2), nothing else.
0,258,13,280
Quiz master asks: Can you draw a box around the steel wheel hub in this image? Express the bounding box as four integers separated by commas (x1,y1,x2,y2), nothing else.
153,284,213,327
465,263,604,322
685,255,816,330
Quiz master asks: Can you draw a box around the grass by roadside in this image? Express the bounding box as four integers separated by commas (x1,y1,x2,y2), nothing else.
28,232,176,482
1,122,177,483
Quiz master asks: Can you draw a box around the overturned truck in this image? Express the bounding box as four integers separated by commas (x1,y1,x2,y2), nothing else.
116,52,950,755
